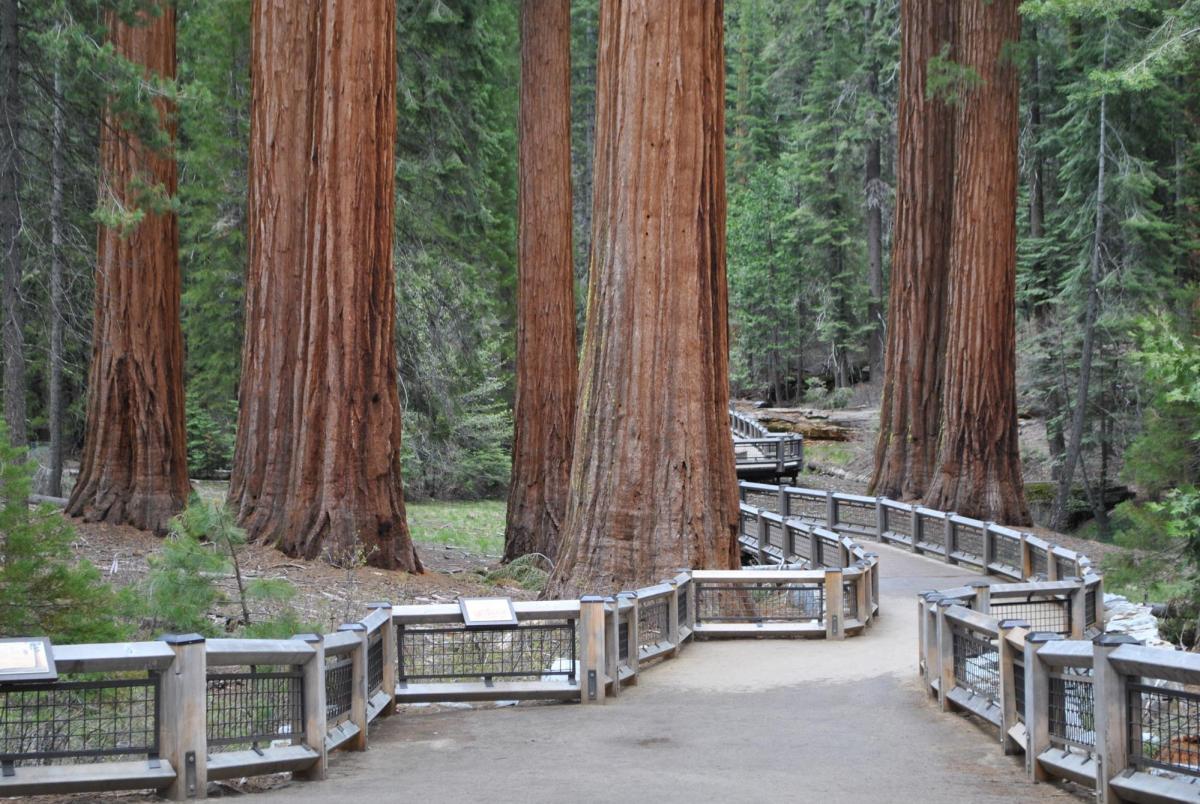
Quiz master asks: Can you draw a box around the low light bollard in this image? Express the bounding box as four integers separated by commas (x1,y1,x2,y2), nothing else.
579,596,607,704
336,623,369,750
293,634,328,780
160,633,207,801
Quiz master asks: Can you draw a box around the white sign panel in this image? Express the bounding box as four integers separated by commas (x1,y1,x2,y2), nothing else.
0,637,56,681
459,597,518,628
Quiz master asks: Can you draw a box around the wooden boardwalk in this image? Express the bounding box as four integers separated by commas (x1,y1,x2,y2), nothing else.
258,545,1081,804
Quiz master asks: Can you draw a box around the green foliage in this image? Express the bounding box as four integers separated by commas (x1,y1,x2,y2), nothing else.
926,46,983,106
481,554,548,592
185,396,235,478
0,423,129,643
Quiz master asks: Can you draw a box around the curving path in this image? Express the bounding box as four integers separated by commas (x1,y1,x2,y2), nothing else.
259,544,1080,803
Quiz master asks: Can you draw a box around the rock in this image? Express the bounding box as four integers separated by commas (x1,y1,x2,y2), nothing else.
1104,593,1171,648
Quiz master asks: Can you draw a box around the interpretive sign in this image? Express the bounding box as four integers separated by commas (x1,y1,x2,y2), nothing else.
459,597,518,628
0,636,56,682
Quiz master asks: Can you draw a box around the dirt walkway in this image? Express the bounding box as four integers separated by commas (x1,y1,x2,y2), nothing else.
256,545,1082,804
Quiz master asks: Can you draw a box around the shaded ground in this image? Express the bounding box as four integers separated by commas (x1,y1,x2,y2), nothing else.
253,545,1083,804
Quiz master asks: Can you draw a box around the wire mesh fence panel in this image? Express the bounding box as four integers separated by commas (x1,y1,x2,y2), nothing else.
740,511,758,542
881,505,913,542
206,668,304,751
1014,659,1025,723
743,490,778,512
1086,587,1099,629
638,598,670,649
0,675,159,767
833,500,876,532
843,582,858,620
990,598,1071,635
1055,556,1075,580
1031,548,1049,579
993,534,1021,570
695,582,824,624
398,622,577,683
790,526,810,561
952,627,999,704
786,491,826,523
1048,668,1096,752
367,634,384,696
677,585,688,628
952,523,985,563
767,520,785,551
1129,683,1200,776
618,617,630,666
917,515,946,552
325,656,353,725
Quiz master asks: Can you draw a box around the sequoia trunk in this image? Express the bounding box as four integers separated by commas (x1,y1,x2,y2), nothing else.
0,0,24,446
869,0,955,500
275,0,420,570
67,5,189,532
504,0,577,563
925,0,1030,525
546,1,738,596
228,0,315,538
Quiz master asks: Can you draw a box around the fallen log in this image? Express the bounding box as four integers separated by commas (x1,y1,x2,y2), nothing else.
757,416,854,442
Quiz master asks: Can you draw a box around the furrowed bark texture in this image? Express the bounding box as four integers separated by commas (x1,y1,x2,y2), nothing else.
67,6,189,533
869,0,955,501
504,0,577,564
925,0,1030,525
868,0,950,504
277,0,419,570
1,0,25,447
547,0,738,596
229,0,315,540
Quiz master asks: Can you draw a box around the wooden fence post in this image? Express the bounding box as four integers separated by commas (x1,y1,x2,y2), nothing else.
874,496,885,541
855,564,870,625
825,569,844,640
619,591,640,684
937,600,956,712
1069,578,1088,639
366,602,397,716
1020,533,1034,580
825,491,836,529
337,623,369,750
292,633,328,780
756,513,768,565
864,553,880,616
1046,546,1060,581
160,634,207,801
997,619,1030,755
971,580,991,614
942,512,956,565
922,593,942,691
667,580,681,656
778,485,789,518
579,596,607,704
809,529,823,568
1024,631,1063,781
1093,633,1140,803
910,504,922,554
982,523,996,577
604,597,620,698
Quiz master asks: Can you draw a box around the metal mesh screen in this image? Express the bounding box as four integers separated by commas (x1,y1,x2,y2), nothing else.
882,505,913,540
1129,683,1200,776
843,582,858,620
917,514,946,551
695,582,824,623
1085,587,1099,628
1048,669,1096,751
953,523,984,562
990,598,1071,635
744,490,778,511
833,500,876,532
206,668,304,750
1014,658,1025,722
1031,547,1049,578
786,491,826,523
0,676,159,766
994,534,1021,569
367,634,384,695
952,627,999,703
677,585,689,628
791,527,811,561
1055,556,1075,580
740,511,757,541
767,520,785,550
325,656,353,724
638,597,670,648
398,622,577,683
617,617,630,664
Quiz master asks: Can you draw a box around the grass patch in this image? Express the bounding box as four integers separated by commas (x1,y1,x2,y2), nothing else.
407,499,507,556
481,554,549,592
804,442,853,467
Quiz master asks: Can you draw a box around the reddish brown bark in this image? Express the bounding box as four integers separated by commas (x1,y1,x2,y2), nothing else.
67,5,189,533
546,1,738,596
228,0,315,539
504,0,577,564
232,0,420,571
869,0,956,501
925,0,1030,525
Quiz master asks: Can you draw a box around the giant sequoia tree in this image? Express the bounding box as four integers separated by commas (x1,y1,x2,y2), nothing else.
547,1,738,595
869,0,955,502
504,0,577,563
1,0,24,447
231,0,421,571
67,5,189,533
925,0,1030,524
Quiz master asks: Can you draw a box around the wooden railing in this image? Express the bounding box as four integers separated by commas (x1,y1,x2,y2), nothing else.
730,408,804,479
